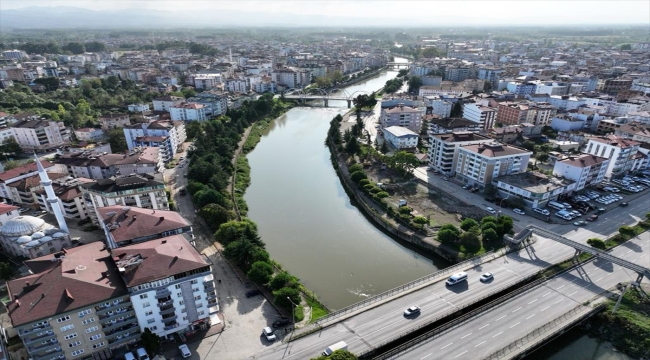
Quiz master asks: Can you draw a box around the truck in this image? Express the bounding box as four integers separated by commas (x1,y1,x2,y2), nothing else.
322,341,348,356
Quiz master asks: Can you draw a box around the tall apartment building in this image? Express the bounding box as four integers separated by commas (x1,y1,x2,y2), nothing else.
505,81,537,97
552,154,610,191
81,174,168,225
601,78,633,96
192,74,222,90
114,235,217,338
427,132,493,175
496,101,557,126
271,69,311,89
56,147,163,180
455,143,532,189
444,67,471,82
12,119,70,151
380,104,424,133
462,103,497,130
152,96,184,112
584,135,641,178
123,121,186,163
6,243,139,360
477,67,504,88
0,161,56,202
169,103,207,122
187,92,228,117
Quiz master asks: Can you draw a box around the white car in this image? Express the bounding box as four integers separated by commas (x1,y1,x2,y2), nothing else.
403,306,421,316
178,344,191,358
533,208,550,216
485,207,497,214
262,327,276,341
513,208,525,215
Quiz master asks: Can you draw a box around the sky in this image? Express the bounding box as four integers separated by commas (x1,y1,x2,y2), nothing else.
1,0,649,26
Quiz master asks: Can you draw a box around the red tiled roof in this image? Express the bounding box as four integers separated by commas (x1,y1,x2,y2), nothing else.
0,203,18,215
112,235,209,287
6,242,127,327
98,206,190,244
0,161,54,182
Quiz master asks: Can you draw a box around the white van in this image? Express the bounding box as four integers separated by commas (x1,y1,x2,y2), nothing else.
547,201,566,210
124,353,136,360
322,341,348,356
136,348,150,360
446,272,468,286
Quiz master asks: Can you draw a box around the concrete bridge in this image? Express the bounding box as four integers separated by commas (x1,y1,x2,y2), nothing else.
283,88,373,108
386,62,410,69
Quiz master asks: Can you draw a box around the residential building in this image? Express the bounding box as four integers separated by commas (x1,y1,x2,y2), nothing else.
74,128,105,142
584,135,641,178
602,78,632,96
383,126,419,150
552,154,610,191
98,206,192,249
0,161,56,202
81,173,168,226
495,101,556,126
462,103,497,130
505,81,537,96
426,116,483,134
35,177,92,221
445,67,471,82
114,235,217,338
187,92,228,117
495,171,576,208
11,119,70,151
424,97,452,118
380,104,424,133
477,67,504,88
152,96,184,112
170,103,208,122
98,114,130,131
56,147,163,180
127,104,150,113
123,121,186,163
193,74,222,90
6,171,67,207
271,69,311,89
0,203,18,226
2,50,27,60
6,243,137,360
455,143,532,189
550,115,585,132
427,132,493,175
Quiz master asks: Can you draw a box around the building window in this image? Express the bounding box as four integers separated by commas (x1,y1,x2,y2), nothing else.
140,294,148,299
92,342,105,349
147,318,155,324
56,315,71,323
68,341,81,348
78,309,91,317
64,333,77,340
145,310,153,316
175,284,181,289
89,334,102,341
60,324,74,332
86,326,99,333
82,317,96,325
143,302,151,308
71,349,85,357
194,295,201,301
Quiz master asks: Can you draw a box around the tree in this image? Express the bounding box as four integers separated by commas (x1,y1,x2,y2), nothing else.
108,128,128,153
481,221,498,233
521,141,536,151
483,81,493,92
273,287,301,311
62,42,85,54
140,328,161,355
33,77,60,91
420,47,443,58
247,261,274,284
270,271,300,291
214,219,259,246
437,224,461,243
311,350,359,360
497,216,514,236
536,153,550,163
407,76,423,93
460,227,482,251
587,238,607,250
460,218,479,231
620,44,632,50
84,41,107,52
198,203,234,231
0,262,16,280
450,102,463,117
350,170,367,183
482,228,499,243
345,136,359,154
387,151,420,175
194,188,228,209
380,141,389,154
0,136,22,154
619,226,636,239
397,69,409,77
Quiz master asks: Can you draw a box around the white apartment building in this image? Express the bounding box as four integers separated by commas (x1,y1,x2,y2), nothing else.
225,78,249,93
12,119,70,151
495,172,576,209
152,96,184,112
115,235,217,338
193,74,222,90
187,92,228,117
7,243,138,360
123,121,186,162
534,82,568,96
127,104,151,113
552,154,609,191
56,147,163,180
428,132,493,175
583,97,650,117
462,103,497,130
425,98,452,118
170,103,208,122
380,104,424,133
271,69,311,89
584,135,641,178
80,173,168,226
2,50,27,60
455,143,532,189
0,161,56,202
74,128,105,142
383,126,419,150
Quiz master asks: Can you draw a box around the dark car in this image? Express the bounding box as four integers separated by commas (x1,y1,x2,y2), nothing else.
619,202,629,207
245,289,261,298
272,317,292,328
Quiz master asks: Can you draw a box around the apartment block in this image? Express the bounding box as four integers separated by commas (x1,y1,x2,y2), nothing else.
380,104,424,133
12,120,70,151
427,132,493,175
462,103,497,130
383,126,419,150
584,135,641,178
552,154,609,191
170,103,207,122
123,121,186,163
56,147,163,180
152,96,184,112
455,143,532,189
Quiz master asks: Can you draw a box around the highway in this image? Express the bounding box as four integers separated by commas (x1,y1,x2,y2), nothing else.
252,236,582,359
389,232,650,359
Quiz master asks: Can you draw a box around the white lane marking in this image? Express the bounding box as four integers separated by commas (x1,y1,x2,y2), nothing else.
512,307,523,313
542,292,551,297
496,315,507,321
596,277,603,282
540,306,550,312
528,299,538,304
492,331,503,338
479,324,490,330
557,285,565,289
455,350,468,358
606,273,612,276
526,314,536,320
421,354,433,360
585,271,591,274
461,333,472,339
626,250,632,254
569,291,578,296
474,340,486,347
555,299,563,304
440,343,453,350
510,322,521,328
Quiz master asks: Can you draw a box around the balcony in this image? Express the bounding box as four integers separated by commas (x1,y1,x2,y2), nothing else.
157,299,174,307
204,282,215,291
20,323,51,336
105,321,139,337
24,331,56,345
107,329,139,345
95,298,126,312
28,340,60,355
101,311,136,330
97,306,133,321
155,289,172,299
161,314,177,323
159,307,176,316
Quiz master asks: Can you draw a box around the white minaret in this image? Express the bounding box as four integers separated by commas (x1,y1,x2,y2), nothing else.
35,154,69,233
229,47,233,63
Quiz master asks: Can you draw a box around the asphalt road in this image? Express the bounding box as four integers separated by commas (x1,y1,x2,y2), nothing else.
252,236,585,360
390,232,650,360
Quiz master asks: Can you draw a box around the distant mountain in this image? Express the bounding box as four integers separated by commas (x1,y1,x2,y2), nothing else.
0,6,395,29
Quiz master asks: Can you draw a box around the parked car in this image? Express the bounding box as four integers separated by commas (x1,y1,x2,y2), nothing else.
479,272,494,282
272,317,292,328
573,220,587,226
533,208,550,216
245,289,262,298
513,208,525,215
178,344,191,358
586,214,599,222
441,176,449,181
262,327,277,341
485,207,497,214
403,306,421,316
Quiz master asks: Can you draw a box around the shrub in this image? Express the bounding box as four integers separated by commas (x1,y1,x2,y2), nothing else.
413,216,428,225
376,191,389,198
369,187,382,194
460,218,479,231
619,226,636,239
350,170,367,183
399,206,412,215
363,183,375,192
269,272,300,291
348,164,363,173
587,238,607,250
358,178,371,187
247,261,274,284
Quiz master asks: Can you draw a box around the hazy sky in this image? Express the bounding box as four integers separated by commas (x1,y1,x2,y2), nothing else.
1,0,649,25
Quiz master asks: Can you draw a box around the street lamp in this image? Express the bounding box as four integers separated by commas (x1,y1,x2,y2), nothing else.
286,297,297,340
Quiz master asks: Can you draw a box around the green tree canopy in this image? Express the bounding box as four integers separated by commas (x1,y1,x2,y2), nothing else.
247,261,274,284
214,219,259,246
460,218,479,231
108,128,128,153
311,350,359,360
420,47,443,58
140,328,160,356
269,271,300,291
198,203,234,231
273,287,301,311
407,76,423,93
482,228,499,243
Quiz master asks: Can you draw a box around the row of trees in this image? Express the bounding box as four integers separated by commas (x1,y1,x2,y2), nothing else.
313,70,344,88
437,215,513,254
17,41,107,55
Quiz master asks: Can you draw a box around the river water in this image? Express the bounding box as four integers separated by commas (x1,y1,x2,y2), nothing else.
243,58,628,358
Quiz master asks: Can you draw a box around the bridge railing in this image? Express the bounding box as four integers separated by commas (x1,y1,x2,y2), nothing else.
366,253,579,359
305,250,502,328
483,304,606,360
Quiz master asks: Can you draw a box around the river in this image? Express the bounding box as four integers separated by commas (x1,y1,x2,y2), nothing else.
243,58,628,359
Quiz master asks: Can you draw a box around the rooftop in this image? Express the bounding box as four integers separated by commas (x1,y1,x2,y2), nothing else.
461,143,531,158
557,154,609,168
6,242,127,327
0,161,54,182
383,126,418,137
431,131,490,143
497,171,574,194
99,205,190,244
